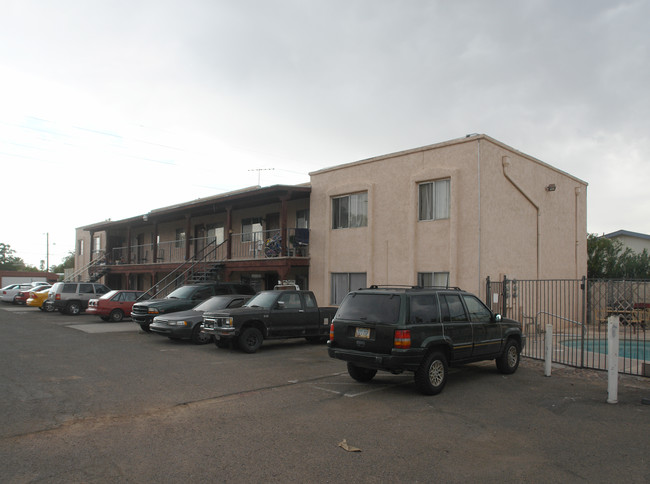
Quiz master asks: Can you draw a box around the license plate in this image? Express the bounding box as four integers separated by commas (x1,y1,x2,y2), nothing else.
355,327,371,339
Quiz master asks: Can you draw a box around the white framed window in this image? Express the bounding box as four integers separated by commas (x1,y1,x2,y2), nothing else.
175,229,186,248
207,224,225,245
77,239,84,256
296,209,310,229
419,179,450,221
242,217,263,243
332,192,368,229
417,272,450,288
331,272,367,305
93,236,101,253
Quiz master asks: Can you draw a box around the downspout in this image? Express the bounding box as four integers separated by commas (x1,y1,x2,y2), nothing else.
502,156,540,279
477,139,482,295
575,187,581,279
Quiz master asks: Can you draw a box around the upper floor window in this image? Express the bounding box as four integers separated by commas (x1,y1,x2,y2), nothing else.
175,229,185,248
242,217,263,243
296,209,310,229
419,179,450,221
93,236,101,253
77,239,84,256
207,224,225,245
332,192,368,229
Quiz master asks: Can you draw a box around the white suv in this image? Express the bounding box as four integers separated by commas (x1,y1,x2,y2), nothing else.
47,282,111,315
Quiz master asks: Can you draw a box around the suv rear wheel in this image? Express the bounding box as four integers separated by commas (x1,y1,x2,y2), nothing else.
347,363,377,382
66,301,81,316
415,351,448,395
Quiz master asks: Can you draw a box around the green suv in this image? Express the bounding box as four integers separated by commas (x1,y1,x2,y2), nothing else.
327,286,525,395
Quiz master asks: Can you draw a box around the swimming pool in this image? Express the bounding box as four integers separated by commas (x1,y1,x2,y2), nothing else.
562,339,649,361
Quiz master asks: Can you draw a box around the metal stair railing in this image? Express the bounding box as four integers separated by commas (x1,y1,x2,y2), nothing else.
65,251,106,282
137,238,227,300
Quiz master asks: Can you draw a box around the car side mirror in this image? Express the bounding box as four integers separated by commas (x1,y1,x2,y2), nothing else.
276,301,285,310
494,313,502,322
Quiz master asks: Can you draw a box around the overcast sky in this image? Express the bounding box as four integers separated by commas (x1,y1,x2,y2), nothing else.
2,0,649,268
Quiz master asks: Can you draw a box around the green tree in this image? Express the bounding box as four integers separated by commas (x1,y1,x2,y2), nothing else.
0,243,27,271
50,251,75,274
588,234,650,279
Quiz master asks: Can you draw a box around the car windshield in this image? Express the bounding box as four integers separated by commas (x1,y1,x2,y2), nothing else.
166,286,202,299
100,290,119,300
193,297,233,312
335,293,401,324
244,292,278,309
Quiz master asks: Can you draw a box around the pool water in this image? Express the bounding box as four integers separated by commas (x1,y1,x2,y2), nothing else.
562,339,649,361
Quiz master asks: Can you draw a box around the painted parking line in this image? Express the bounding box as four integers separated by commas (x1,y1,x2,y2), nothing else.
0,306,39,312
66,322,140,333
308,375,413,397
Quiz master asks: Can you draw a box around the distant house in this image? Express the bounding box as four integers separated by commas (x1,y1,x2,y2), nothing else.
74,134,588,305
603,230,650,255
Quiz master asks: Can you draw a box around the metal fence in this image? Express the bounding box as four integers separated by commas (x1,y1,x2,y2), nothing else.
485,277,648,377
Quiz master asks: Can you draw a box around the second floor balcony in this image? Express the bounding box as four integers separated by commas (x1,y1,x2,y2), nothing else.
103,228,310,267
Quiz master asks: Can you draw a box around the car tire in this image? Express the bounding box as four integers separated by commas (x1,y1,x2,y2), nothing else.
66,302,81,316
496,339,520,374
109,309,124,322
238,327,263,353
191,323,211,345
415,351,448,395
139,323,152,333
347,363,377,382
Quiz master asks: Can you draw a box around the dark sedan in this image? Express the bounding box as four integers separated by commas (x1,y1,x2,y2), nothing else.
149,294,252,344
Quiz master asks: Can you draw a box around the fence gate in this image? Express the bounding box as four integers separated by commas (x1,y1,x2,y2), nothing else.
485,276,648,377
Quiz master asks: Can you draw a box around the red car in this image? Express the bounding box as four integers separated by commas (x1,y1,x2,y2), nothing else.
86,290,149,322
14,284,51,305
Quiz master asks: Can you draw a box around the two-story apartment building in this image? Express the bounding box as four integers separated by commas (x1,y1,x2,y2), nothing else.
75,134,588,304
76,185,312,294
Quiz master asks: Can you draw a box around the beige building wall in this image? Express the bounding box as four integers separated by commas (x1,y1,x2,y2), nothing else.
309,135,588,304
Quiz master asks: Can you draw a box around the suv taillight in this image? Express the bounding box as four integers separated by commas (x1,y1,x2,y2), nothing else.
329,323,334,341
56,294,61,300
394,330,411,349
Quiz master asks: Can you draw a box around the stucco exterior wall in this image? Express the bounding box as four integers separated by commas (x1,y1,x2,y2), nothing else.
309,135,587,304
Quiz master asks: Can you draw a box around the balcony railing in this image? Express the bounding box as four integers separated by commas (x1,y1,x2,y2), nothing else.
108,228,309,266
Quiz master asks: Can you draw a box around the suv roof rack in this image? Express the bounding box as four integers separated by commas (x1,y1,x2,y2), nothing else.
366,284,463,291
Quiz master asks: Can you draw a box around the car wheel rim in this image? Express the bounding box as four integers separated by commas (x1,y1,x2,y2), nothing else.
507,346,518,367
429,360,444,387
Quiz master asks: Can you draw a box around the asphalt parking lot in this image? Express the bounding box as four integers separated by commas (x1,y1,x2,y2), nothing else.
1,304,649,483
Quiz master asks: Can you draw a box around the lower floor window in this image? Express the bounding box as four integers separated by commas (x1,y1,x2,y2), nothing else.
331,272,367,305
417,272,450,288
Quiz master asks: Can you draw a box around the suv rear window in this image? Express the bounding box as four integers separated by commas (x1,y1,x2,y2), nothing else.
62,284,77,293
336,293,401,324
409,294,440,324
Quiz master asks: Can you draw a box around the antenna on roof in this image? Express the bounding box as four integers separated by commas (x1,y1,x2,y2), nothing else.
249,168,275,186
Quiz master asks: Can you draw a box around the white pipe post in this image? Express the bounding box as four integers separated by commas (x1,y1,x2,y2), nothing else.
607,316,619,404
544,324,553,377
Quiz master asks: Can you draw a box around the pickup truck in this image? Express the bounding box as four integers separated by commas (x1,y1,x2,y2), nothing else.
327,285,525,395
131,282,255,332
201,290,338,353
